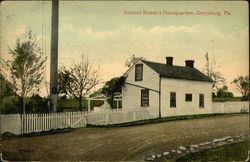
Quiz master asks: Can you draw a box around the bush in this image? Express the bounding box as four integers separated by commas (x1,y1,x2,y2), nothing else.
0,96,21,114
216,89,234,98
241,95,249,101
28,94,50,113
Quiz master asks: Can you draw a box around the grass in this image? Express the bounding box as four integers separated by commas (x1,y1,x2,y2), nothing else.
177,141,249,161
212,97,243,102
87,112,248,128
59,98,79,107
58,98,103,111
1,128,73,139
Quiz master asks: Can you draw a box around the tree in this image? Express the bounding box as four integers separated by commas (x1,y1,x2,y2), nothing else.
0,60,16,103
125,54,146,68
29,94,49,113
4,31,46,113
58,66,72,98
101,76,126,108
0,73,16,102
216,85,234,98
202,52,226,92
0,96,21,114
59,56,100,110
231,75,249,100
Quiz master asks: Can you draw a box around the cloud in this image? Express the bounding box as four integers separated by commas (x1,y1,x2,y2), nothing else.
60,23,76,32
57,22,248,95
81,28,117,38
6,24,27,46
4,22,247,95
58,22,248,64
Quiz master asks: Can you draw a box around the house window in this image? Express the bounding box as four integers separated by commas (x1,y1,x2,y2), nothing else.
135,64,143,81
170,92,176,108
141,89,149,107
185,93,192,102
199,94,204,108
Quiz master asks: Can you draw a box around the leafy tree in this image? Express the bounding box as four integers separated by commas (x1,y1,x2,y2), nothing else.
90,88,103,98
4,31,47,114
58,56,99,110
125,54,146,68
0,73,16,103
28,94,50,113
216,86,234,98
0,59,16,103
0,96,21,114
58,66,72,98
101,76,126,108
202,52,226,92
231,75,249,100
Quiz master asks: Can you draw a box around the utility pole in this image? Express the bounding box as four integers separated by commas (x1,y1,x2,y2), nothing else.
50,0,59,112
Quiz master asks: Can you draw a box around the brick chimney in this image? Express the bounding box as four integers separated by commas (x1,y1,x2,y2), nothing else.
166,56,173,66
185,60,194,67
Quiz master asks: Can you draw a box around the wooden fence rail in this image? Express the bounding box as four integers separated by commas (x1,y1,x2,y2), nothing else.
1,101,249,135
87,108,159,125
1,108,158,135
1,112,87,135
21,112,87,134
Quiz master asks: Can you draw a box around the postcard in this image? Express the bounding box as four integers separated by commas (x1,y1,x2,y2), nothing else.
0,1,249,161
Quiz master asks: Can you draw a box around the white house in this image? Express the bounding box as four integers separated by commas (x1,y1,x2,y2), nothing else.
122,57,213,118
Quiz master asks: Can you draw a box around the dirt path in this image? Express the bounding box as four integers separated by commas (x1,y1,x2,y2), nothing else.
2,114,248,161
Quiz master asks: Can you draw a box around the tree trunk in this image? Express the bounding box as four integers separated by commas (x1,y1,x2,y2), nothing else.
22,95,26,114
79,95,82,111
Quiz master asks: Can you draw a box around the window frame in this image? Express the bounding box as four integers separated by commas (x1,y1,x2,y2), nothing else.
185,93,192,102
135,64,143,81
141,89,149,107
170,92,176,108
199,94,205,108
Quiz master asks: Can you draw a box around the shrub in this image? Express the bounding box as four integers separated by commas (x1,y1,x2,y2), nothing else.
0,96,21,114
28,94,50,113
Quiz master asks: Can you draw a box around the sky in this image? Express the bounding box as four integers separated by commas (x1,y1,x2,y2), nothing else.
0,1,249,96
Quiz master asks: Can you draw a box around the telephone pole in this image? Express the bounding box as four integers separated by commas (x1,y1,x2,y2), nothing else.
50,0,59,112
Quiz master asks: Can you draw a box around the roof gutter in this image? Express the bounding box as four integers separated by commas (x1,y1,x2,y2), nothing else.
124,82,160,93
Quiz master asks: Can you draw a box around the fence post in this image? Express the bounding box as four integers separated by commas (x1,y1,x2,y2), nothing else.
20,114,23,134
42,113,45,131
105,113,109,125
17,114,21,135
133,111,136,121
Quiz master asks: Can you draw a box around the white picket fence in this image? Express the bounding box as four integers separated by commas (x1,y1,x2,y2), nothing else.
1,112,87,135
87,108,159,125
2,101,248,135
0,114,21,135
21,112,87,134
0,108,157,135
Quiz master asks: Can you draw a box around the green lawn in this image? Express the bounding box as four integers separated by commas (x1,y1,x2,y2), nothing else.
212,97,243,102
177,141,249,161
58,98,103,111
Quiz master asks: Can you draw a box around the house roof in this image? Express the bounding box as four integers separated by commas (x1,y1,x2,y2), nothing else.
141,60,213,82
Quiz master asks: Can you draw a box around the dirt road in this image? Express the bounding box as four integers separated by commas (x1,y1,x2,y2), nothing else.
2,114,248,161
